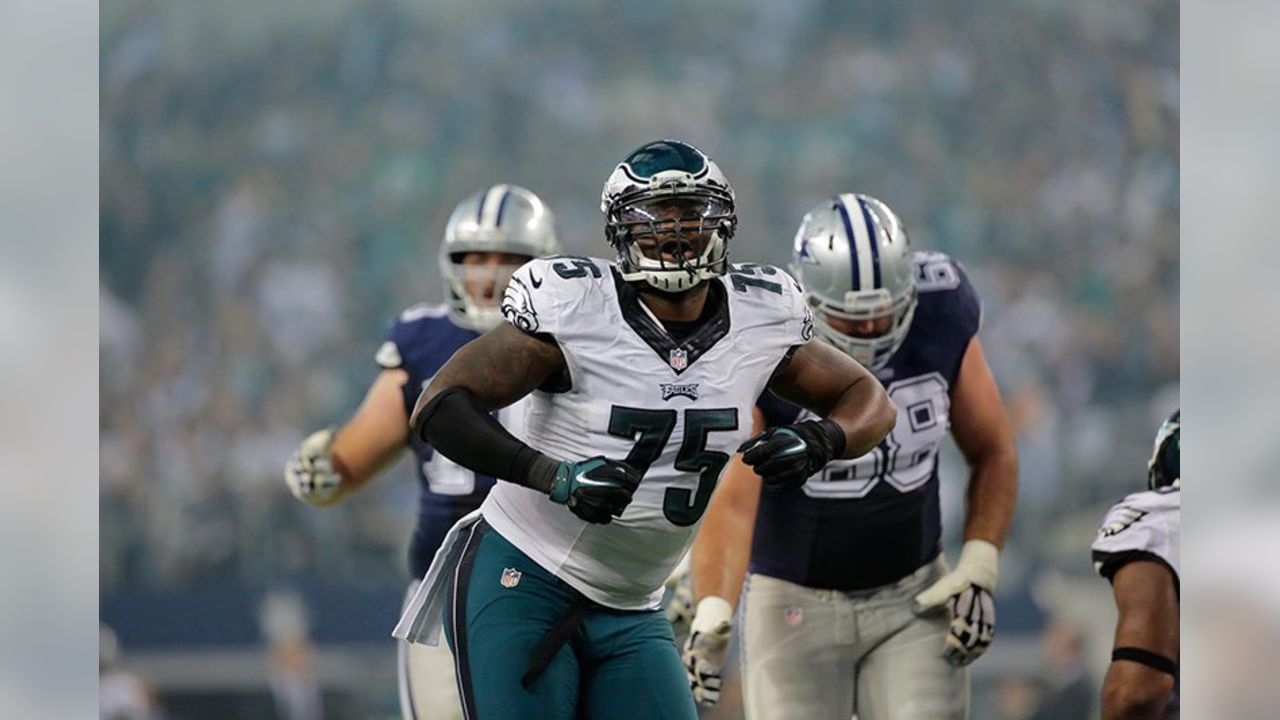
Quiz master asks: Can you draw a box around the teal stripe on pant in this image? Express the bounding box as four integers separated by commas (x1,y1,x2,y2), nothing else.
444,520,697,720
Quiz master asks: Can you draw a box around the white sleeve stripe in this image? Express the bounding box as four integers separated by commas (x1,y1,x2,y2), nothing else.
479,185,509,229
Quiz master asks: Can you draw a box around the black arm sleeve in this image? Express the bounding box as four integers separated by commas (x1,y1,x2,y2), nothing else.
415,386,560,494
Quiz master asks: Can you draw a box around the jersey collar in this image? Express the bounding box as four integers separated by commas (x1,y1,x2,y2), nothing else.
611,269,731,375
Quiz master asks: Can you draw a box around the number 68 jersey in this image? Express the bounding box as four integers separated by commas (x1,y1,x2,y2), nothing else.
482,256,813,611
750,251,982,591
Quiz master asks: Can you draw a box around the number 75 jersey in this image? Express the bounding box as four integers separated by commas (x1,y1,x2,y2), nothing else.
482,256,814,610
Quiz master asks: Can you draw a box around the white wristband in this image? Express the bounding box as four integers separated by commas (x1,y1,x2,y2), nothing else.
957,539,1000,591
691,596,733,634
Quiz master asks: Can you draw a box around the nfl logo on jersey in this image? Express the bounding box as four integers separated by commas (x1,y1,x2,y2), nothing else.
500,567,522,588
669,348,688,371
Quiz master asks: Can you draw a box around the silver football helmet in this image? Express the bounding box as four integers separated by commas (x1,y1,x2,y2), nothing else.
790,193,917,371
1147,409,1180,490
439,184,560,331
601,140,736,293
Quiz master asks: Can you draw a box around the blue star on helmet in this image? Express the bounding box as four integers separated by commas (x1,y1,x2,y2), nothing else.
795,235,820,264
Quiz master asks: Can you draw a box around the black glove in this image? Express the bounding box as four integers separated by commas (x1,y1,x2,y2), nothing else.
737,420,845,491
547,457,643,524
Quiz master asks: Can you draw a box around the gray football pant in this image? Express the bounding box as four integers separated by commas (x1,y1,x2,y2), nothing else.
741,557,968,720
399,581,464,720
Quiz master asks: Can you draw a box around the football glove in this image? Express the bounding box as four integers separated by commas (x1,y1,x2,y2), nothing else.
682,596,733,707
547,456,642,524
914,539,999,666
664,553,695,642
284,428,343,505
737,419,844,491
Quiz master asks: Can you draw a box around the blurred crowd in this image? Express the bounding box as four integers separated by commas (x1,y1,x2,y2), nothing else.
100,0,1177,625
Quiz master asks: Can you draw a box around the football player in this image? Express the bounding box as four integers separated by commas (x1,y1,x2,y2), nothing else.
684,193,1019,718
1092,410,1179,719
283,184,559,720
392,140,897,720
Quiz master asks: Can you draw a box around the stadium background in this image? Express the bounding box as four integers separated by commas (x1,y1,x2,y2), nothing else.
99,0,1177,717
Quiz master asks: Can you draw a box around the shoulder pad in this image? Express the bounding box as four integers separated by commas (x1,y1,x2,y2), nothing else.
398,303,450,324
1091,489,1180,583
912,251,965,293
502,256,609,337
378,303,463,369
911,251,982,336
724,263,813,345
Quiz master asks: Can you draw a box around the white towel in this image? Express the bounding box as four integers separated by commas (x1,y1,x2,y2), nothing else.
393,509,483,646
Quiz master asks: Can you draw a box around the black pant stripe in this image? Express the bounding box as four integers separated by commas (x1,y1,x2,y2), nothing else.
451,519,488,720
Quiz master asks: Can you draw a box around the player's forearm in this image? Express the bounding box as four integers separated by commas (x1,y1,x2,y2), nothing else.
961,449,1018,547
768,340,894,458
326,442,402,504
320,370,413,504
828,375,896,459
415,386,559,494
691,469,758,609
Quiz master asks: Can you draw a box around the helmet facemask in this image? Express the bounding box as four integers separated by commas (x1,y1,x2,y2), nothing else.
807,285,918,371
607,192,734,293
441,252,528,332
601,140,737,293
1147,410,1180,490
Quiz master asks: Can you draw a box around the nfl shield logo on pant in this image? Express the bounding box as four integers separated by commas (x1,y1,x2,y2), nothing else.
500,567,522,588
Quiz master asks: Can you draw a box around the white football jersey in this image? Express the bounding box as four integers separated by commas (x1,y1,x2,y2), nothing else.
1092,488,1181,584
482,256,813,610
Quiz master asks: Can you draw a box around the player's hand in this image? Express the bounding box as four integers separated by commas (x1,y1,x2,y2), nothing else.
548,457,642,524
284,428,343,505
682,596,733,707
664,554,695,642
737,420,842,491
914,539,999,666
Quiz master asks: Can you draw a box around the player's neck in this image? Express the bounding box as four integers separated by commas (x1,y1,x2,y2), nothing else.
637,283,710,322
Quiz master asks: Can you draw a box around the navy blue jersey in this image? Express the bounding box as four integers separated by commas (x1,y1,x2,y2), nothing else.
749,252,982,591
376,304,510,578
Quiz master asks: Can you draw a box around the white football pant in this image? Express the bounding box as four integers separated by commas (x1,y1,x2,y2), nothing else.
399,581,464,720
741,557,968,720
